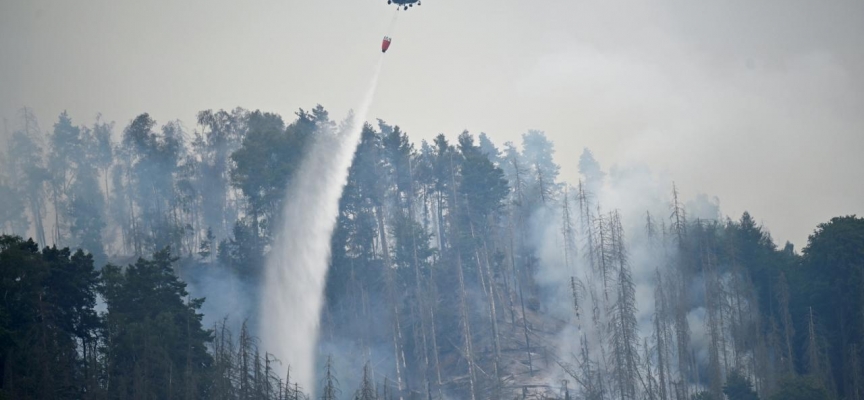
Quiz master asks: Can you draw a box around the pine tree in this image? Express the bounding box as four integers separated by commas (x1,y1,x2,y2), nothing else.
653,270,672,400
562,187,578,270
578,148,605,197
521,130,560,203
99,248,213,399
355,362,378,400
199,226,215,261
6,108,49,246
0,236,100,399
320,356,341,400
670,182,687,245
607,211,639,400
775,272,795,374
577,180,597,272
723,370,759,400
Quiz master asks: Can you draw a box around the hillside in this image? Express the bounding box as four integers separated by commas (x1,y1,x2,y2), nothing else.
1,107,862,400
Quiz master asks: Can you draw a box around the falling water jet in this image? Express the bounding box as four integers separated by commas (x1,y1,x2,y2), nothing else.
260,55,385,396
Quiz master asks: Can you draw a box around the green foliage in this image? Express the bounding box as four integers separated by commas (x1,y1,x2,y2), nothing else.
217,219,264,276
0,235,99,399
230,110,290,237
199,226,215,261
390,213,435,270
67,161,106,264
379,121,413,208
194,108,249,239
802,215,864,394
91,115,115,172
477,132,502,165
6,118,50,245
118,113,188,254
723,371,760,400
4,105,864,400
768,375,832,400
0,180,27,234
521,130,560,202
457,131,509,222
691,391,721,400
100,247,213,399
578,147,605,195
38,111,109,261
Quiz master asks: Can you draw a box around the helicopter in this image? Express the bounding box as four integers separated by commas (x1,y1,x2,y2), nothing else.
388,0,421,11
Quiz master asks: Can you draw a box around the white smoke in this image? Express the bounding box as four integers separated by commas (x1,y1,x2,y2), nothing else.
260,56,385,396
530,158,699,388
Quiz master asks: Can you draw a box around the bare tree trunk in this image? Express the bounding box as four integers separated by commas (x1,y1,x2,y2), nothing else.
776,272,795,374
577,181,596,273
848,344,862,400
427,270,444,388
701,239,723,398
128,170,141,255
455,249,478,400
30,197,47,246
594,208,612,303
654,271,670,400
467,214,502,383
482,236,503,383
518,261,533,377
448,154,477,400
562,187,578,270
240,322,250,400
52,188,61,245
506,221,519,327
645,338,657,400
670,183,687,244
608,211,637,400
406,158,433,393
672,271,692,400
376,205,406,400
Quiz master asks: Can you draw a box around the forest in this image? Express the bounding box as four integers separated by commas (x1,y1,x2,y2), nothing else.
0,106,863,400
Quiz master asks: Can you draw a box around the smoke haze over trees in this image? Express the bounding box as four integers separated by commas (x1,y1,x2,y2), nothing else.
1,107,863,400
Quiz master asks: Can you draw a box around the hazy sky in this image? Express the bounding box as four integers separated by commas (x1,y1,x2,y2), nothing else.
1,0,862,248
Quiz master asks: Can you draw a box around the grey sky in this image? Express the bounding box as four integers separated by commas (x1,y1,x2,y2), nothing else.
1,0,862,248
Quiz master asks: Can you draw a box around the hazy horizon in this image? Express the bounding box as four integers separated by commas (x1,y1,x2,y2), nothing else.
2,0,862,248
